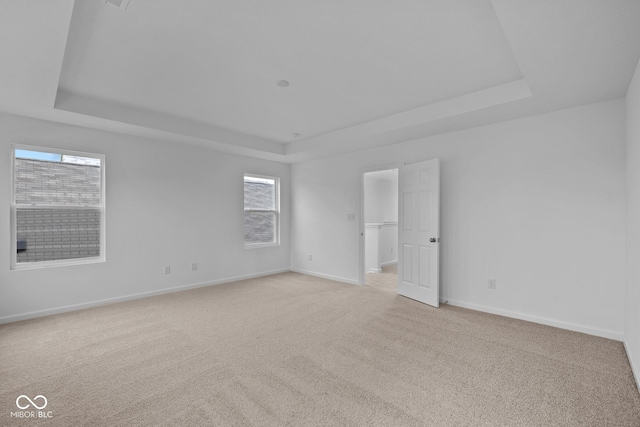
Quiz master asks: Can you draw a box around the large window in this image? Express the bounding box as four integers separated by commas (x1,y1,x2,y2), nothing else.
11,146,105,269
244,174,279,247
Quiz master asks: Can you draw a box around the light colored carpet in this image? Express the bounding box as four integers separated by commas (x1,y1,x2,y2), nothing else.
366,263,397,292
1,272,639,426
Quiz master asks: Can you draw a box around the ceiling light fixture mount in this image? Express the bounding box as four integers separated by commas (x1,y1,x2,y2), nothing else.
277,80,290,88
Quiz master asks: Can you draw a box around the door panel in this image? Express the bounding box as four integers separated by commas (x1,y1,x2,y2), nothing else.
419,246,430,289
403,193,413,230
402,244,413,284
419,191,431,232
398,158,440,307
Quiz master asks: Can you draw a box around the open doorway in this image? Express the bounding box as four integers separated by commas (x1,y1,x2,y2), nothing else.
363,168,398,292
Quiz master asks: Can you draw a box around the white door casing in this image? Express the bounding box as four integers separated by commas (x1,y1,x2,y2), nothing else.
397,158,440,307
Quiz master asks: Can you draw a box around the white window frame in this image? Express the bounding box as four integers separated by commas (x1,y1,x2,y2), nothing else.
10,144,106,270
244,173,280,249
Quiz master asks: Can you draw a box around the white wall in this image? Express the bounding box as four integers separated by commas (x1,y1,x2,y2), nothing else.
291,99,626,339
364,224,398,273
364,170,398,223
364,169,398,271
364,224,381,273
625,59,640,385
0,113,290,322
379,224,398,266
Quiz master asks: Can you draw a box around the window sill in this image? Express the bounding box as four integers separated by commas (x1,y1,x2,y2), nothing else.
11,256,106,271
244,242,280,250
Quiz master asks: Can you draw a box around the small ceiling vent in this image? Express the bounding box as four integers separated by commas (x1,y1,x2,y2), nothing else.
101,0,130,11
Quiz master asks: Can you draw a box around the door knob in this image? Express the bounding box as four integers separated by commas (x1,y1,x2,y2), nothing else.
430,238,436,243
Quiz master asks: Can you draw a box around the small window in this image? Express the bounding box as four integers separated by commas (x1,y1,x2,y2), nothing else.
244,174,279,248
11,146,105,269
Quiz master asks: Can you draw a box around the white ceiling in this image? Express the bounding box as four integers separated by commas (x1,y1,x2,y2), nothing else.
1,0,639,163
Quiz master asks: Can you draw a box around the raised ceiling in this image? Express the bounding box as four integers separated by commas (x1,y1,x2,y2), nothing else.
58,0,522,142
1,0,639,163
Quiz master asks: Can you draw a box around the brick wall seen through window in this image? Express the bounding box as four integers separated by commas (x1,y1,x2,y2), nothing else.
12,148,104,267
244,175,279,246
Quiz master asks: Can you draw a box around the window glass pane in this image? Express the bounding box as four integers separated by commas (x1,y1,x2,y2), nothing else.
14,155,101,206
244,211,275,244
244,176,275,210
61,155,101,166
16,208,101,263
15,149,61,162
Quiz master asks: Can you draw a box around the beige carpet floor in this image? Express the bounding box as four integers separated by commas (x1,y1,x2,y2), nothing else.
1,272,639,426
366,263,397,292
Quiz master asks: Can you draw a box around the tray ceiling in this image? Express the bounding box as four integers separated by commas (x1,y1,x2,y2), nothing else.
1,0,639,162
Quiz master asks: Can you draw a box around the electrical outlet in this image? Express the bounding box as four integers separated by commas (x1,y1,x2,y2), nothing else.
488,279,496,289
191,262,198,271
309,255,313,261
164,266,171,275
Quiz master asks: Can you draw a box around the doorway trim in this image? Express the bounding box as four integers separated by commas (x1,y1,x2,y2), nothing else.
358,163,403,286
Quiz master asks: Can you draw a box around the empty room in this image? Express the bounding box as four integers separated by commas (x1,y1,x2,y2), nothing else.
2,0,640,425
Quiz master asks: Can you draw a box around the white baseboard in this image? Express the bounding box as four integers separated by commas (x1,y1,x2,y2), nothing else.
5,270,623,346
369,268,382,274
624,340,640,393
380,260,398,267
445,298,623,341
289,268,359,286
0,268,290,325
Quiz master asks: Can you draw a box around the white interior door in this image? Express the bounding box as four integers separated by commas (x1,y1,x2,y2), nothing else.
397,158,440,307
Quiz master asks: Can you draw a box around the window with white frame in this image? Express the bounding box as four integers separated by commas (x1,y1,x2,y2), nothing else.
244,174,279,247
11,146,105,269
